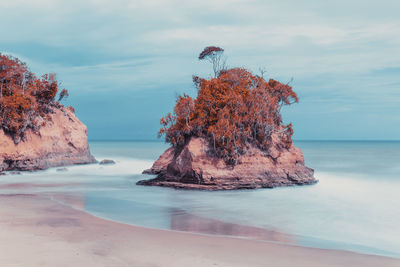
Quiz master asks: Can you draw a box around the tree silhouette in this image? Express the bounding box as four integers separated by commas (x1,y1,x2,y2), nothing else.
58,89,69,102
198,46,226,77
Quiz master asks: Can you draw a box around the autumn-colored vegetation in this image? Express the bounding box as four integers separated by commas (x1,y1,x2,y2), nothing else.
159,47,298,165
0,54,68,143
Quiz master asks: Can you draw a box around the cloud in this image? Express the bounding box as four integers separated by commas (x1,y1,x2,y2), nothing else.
0,0,399,139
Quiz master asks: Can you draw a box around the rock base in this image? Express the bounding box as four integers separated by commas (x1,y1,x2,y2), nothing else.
138,137,316,190
0,106,96,173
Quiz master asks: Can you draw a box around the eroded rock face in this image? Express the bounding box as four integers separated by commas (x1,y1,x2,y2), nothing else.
0,106,96,172
139,136,316,190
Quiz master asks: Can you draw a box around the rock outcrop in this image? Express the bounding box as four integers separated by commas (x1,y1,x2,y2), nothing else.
139,135,316,190
99,159,116,165
0,106,95,172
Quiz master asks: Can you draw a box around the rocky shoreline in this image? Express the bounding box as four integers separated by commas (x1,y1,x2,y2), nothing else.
139,136,316,190
0,105,95,173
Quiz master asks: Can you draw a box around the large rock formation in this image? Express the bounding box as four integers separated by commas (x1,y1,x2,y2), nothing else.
139,135,316,190
0,106,95,172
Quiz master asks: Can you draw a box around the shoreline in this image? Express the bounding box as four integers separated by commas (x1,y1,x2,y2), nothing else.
53,192,398,259
49,192,297,244
0,194,399,267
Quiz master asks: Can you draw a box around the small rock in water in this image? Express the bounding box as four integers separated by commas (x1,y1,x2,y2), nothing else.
8,171,21,175
56,167,68,172
99,159,116,165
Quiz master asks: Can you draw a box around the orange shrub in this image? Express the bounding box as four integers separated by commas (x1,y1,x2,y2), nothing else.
159,49,298,165
0,54,69,143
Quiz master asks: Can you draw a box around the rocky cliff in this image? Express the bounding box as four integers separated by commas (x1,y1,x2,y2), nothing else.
139,135,316,190
0,106,95,172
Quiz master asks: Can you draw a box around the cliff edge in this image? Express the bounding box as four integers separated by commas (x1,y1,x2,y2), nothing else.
0,105,95,172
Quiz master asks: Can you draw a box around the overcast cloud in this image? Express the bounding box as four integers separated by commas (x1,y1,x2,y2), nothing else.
1,0,399,140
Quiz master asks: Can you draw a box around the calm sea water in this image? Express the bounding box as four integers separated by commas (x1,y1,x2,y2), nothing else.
0,141,399,257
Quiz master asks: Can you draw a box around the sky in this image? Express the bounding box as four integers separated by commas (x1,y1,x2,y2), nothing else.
1,0,399,140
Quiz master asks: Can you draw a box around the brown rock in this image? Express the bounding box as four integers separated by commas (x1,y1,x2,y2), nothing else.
139,136,316,190
0,106,96,172
99,159,116,165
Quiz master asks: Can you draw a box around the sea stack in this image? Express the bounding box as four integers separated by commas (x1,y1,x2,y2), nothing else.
139,46,316,190
0,54,95,173
140,134,315,190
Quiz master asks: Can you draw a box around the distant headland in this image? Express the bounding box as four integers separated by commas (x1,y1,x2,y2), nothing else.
0,54,95,173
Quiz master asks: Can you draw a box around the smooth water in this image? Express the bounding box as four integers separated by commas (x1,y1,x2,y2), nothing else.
0,141,399,258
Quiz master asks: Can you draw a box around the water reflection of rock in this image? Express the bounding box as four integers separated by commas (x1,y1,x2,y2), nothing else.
170,209,295,244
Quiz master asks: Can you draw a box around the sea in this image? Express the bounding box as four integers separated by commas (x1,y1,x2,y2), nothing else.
0,140,399,258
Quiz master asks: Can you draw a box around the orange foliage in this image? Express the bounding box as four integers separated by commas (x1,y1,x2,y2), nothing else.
160,49,298,164
0,54,69,143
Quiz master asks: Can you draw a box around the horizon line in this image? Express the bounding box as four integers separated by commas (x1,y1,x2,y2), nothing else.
88,139,400,142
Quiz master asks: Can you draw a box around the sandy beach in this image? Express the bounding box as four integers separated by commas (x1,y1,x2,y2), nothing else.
0,194,398,267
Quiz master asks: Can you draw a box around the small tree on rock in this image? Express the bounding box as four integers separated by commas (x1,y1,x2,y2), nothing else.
198,46,226,77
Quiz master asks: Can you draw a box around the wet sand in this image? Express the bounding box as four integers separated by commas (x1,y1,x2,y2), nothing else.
0,194,399,267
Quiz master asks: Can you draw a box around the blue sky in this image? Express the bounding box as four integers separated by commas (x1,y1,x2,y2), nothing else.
1,0,399,140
